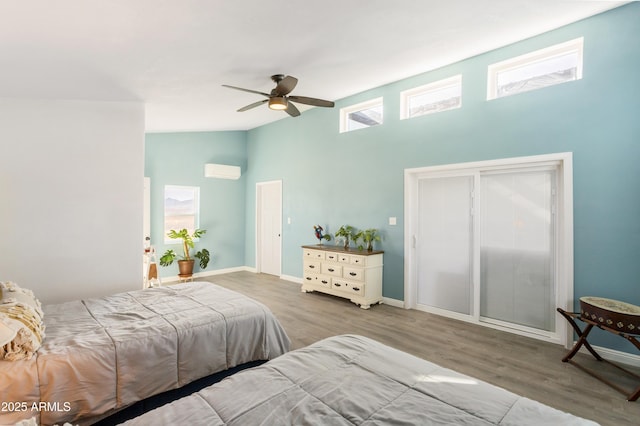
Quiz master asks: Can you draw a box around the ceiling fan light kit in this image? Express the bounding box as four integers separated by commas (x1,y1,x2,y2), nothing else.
268,96,288,110
222,74,335,117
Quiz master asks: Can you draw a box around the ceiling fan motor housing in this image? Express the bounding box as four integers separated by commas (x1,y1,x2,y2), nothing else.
271,74,285,83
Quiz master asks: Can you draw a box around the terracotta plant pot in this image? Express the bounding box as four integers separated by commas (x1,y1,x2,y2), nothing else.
178,259,195,277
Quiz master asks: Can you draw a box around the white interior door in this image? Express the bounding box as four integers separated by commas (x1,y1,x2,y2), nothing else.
257,180,282,276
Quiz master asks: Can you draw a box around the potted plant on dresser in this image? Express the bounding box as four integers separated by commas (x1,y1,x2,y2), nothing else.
159,228,211,278
361,228,381,251
334,225,355,249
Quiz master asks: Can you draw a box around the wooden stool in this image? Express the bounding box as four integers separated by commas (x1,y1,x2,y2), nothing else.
558,297,640,401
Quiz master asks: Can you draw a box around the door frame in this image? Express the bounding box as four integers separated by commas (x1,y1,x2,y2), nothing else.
143,177,151,243
255,180,283,276
404,152,574,346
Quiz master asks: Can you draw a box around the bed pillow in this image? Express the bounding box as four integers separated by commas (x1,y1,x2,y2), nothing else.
0,281,45,361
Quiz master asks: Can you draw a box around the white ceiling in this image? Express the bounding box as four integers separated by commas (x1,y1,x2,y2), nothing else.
0,1,627,132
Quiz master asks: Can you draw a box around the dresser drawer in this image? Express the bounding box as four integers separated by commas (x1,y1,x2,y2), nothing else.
332,279,347,292
322,263,343,277
304,260,321,272
317,275,332,288
332,280,365,296
344,281,365,296
303,249,325,260
343,266,365,281
350,255,366,266
325,252,340,262
303,273,318,284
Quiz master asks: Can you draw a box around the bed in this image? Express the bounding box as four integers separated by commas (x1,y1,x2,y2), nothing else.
0,281,291,426
121,334,598,426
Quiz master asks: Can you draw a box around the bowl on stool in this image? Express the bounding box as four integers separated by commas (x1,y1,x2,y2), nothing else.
580,297,640,335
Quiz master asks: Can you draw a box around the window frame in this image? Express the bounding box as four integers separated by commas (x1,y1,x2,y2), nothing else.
400,74,462,120
163,185,201,244
487,37,584,100
339,97,384,133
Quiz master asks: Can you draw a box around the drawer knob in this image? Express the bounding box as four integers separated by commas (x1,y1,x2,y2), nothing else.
321,280,328,284
353,287,360,292
335,283,342,287
328,268,335,272
309,265,315,269
349,272,357,276
306,277,313,281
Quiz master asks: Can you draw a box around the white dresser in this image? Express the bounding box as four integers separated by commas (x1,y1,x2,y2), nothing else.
301,245,383,309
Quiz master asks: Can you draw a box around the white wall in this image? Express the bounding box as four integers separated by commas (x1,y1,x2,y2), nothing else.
0,98,145,304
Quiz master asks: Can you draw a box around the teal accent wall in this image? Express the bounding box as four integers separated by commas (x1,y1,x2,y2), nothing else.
243,4,640,353
145,131,248,277
146,4,640,354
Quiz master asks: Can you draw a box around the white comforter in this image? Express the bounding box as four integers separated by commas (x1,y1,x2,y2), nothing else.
0,282,290,426
122,334,599,426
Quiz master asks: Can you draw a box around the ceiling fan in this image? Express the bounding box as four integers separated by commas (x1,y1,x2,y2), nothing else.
222,74,335,117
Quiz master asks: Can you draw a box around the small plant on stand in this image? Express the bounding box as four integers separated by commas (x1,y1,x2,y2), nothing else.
159,228,211,278
334,225,355,250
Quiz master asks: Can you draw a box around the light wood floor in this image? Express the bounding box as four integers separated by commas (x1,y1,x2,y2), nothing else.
200,271,640,426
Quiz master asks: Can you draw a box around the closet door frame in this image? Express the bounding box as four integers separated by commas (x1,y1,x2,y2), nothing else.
404,152,574,347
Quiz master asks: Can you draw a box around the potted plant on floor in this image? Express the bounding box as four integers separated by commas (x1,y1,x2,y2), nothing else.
159,228,211,278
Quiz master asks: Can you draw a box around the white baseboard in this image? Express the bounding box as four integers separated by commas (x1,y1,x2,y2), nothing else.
381,297,404,308
280,274,302,284
162,266,254,283
165,270,302,285
578,343,640,368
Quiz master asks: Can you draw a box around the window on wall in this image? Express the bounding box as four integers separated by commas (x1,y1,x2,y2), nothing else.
164,185,200,243
340,97,383,133
400,75,462,119
487,37,583,100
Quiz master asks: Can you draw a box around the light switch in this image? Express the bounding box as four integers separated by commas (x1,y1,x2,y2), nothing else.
389,217,397,226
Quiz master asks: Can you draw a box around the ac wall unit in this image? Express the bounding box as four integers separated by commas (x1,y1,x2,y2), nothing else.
204,163,241,180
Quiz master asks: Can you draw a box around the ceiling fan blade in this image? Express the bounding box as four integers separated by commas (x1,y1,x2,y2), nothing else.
273,76,298,96
238,99,268,112
288,95,335,108
285,101,300,117
222,84,270,97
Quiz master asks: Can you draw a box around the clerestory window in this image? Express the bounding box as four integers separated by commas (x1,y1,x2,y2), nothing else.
339,97,383,133
487,37,583,100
